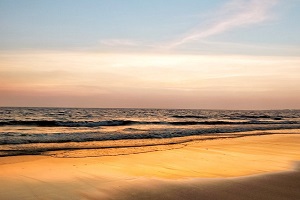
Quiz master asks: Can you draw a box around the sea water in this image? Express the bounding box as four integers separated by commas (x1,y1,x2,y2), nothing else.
1,107,300,157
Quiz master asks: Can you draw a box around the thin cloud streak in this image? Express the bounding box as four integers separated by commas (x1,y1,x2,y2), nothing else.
1,51,300,108
169,0,278,48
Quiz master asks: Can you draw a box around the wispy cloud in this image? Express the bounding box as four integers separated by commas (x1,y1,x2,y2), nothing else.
99,39,139,47
169,0,278,48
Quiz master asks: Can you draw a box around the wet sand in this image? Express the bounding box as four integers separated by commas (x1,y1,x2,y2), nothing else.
0,130,300,199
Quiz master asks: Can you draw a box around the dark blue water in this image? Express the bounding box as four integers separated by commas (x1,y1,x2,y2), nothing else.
1,107,300,157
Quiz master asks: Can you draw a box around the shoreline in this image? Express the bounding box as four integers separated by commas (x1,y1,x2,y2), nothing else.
0,130,300,199
1,129,300,158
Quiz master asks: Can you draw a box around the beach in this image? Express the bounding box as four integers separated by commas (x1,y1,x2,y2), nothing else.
0,129,299,200
1,0,300,199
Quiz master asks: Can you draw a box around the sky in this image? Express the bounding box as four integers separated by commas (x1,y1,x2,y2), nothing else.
0,0,300,109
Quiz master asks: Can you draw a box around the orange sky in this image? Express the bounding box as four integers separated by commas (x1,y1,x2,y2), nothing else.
1,51,300,109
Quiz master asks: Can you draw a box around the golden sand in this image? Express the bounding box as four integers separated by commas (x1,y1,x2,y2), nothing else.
0,130,299,199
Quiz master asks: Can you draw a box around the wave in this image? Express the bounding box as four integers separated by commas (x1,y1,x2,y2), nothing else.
0,120,137,127
237,115,283,120
1,124,300,145
0,119,299,127
172,115,207,119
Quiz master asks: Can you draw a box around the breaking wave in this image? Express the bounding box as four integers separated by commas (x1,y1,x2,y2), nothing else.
0,119,299,127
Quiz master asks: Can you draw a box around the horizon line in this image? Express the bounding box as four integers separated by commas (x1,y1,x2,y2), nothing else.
0,106,298,111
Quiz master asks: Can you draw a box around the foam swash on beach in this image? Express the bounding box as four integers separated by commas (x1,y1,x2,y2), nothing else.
1,107,300,157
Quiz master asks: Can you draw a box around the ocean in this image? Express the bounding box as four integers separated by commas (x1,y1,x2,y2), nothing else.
1,107,300,157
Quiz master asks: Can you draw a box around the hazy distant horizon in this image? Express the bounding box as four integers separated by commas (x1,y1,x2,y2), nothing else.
0,105,299,111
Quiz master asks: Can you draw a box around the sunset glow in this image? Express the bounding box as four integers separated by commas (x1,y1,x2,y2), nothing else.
1,0,300,109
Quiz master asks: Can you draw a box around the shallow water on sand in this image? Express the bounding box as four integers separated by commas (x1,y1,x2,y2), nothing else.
1,107,300,156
